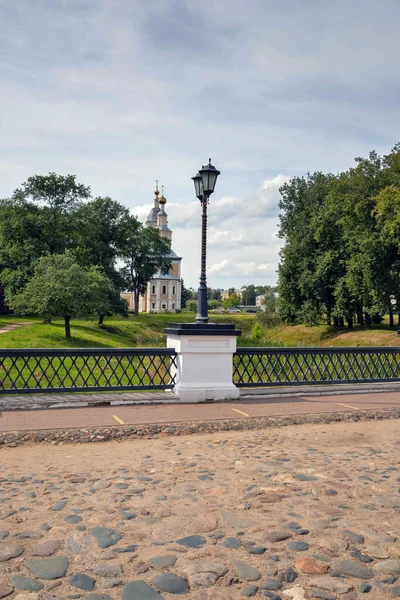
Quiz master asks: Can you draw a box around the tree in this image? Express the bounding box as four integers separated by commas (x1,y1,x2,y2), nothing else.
181,280,192,308
13,173,91,255
277,145,400,327
222,293,240,309
119,217,172,315
73,197,130,324
9,253,113,338
242,284,257,305
188,300,197,312
0,173,92,298
208,299,220,310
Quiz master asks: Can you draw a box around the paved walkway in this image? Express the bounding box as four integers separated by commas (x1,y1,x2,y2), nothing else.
1,389,400,432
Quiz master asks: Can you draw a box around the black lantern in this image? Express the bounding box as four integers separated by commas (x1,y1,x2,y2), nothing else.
192,159,221,325
191,172,203,200
199,159,220,197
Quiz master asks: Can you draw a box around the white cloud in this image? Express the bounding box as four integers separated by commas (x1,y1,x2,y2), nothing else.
130,175,287,288
0,0,399,290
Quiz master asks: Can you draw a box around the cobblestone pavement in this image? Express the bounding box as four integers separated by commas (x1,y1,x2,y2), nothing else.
1,419,400,599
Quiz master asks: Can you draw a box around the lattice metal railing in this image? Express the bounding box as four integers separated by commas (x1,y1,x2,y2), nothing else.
233,347,400,387
0,348,177,394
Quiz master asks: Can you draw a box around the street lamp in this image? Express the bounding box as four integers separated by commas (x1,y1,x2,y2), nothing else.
192,158,221,324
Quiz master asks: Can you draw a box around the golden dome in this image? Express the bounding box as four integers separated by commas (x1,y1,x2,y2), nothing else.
159,185,166,204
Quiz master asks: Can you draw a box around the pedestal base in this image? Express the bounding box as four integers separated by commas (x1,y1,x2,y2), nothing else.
165,323,241,403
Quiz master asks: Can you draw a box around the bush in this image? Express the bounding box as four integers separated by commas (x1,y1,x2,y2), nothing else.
257,310,281,328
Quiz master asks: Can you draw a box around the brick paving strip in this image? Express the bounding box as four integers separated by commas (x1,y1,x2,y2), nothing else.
0,405,400,447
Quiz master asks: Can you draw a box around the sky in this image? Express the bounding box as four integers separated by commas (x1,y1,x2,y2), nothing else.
1,0,400,289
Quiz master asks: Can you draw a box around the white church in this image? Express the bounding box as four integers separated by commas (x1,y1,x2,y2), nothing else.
122,184,182,313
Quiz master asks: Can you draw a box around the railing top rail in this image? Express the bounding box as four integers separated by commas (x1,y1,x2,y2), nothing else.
235,346,400,354
0,347,177,357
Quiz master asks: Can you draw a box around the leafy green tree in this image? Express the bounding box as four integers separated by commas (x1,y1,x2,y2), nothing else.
208,299,220,310
9,253,113,338
13,172,91,255
209,288,222,302
187,300,197,312
73,196,130,324
0,173,91,298
222,293,240,308
181,280,192,308
119,217,172,315
277,145,400,328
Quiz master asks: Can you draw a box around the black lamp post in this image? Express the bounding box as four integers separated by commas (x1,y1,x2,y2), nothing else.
192,159,221,324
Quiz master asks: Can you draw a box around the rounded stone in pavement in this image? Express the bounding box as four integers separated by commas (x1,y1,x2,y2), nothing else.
0,585,13,599
176,535,206,549
295,558,329,575
148,555,177,568
265,531,292,543
261,579,283,590
232,559,261,581
183,560,228,587
241,584,259,596
332,560,373,579
245,542,266,555
288,541,309,552
69,574,96,591
340,530,364,544
153,573,189,594
373,559,400,575
0,544,24,562
263,592,281,600
391,587,400,597
11,576,44,592
91,527,121,549
51,499,67,511
64,515,83,524
92,481,110,490
122,580,165,599
32,540,61,557
85,595,112,600
25,555,69,579
223,537,241,549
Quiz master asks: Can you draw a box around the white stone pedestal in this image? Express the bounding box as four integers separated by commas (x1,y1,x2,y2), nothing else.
165,323,241,402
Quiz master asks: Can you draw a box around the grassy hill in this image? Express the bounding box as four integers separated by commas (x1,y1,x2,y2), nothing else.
0,313,256,349
0,313,398,349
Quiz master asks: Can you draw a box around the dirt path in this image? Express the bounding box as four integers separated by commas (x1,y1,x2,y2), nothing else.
0,321,34,334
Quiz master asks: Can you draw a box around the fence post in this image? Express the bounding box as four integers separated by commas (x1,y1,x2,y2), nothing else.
164,323,241,402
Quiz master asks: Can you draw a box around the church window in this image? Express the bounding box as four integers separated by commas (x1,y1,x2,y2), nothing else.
172,303,175,310
162,302,166,310
172,286,176,295
152,285,155,294
162,285,166,294
152,302,155,310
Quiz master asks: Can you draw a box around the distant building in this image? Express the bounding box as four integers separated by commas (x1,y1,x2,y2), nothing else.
122,185,182,313
221,289,244,301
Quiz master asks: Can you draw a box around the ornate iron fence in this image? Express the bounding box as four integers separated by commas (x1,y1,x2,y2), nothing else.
0,348,176,394
233,347,400,387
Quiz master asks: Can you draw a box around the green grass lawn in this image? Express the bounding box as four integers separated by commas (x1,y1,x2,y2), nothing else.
0,312,257,349
0,312,398,350
1,313,399,391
